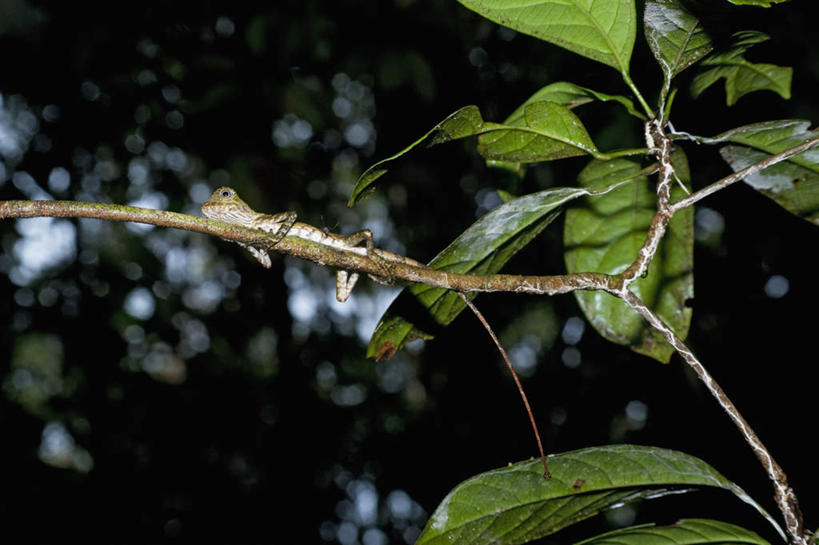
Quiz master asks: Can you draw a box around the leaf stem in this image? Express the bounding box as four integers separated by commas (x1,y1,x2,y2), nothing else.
622,71,654,118
598,147,651,159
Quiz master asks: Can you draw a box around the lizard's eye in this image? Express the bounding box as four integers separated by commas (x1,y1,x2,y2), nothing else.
220,189,232,198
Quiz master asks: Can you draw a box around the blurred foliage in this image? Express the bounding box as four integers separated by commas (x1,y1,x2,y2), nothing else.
1,0,817,543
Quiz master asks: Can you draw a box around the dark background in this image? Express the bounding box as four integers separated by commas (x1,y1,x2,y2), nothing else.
1,1,815,543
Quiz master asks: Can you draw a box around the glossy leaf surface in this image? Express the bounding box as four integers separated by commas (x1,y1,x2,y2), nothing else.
457,0,636,74
505,81,645,122
690,31,791,106
644,0,713,82
720,145,819,225
576,519,770,545
726,0,788,5
350,104,598,205
478,101,598,163
563,155,693,362
711,120,819,173
367,184,628,359
416,445,780,545
709,119,819,225
488,81,644,175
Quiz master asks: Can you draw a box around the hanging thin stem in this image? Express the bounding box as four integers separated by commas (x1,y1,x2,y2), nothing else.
457,292,550,480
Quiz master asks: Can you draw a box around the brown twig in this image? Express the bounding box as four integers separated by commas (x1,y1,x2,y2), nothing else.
0,197,618,297
457,292,550,480
670,135,819,213
618,288,801,544
616,119,808,545
3,129,817,541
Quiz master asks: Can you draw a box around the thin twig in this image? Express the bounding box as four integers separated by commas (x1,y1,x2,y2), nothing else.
617,288,804,545
620,119,808,545
0,199,617,297
621,118,676,285
457,292,550,480
3,130,816,537
670,135,819,213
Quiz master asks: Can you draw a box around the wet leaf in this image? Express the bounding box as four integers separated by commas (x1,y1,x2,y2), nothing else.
644,0,713,83
564,154,693,362
457,0,636,74
690,31,791,106
416,445,783,545
576,519,770,545
367,183,631,359
351,104,598,205
720,145,819,225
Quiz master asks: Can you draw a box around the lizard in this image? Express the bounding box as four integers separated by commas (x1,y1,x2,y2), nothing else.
200,186,425,302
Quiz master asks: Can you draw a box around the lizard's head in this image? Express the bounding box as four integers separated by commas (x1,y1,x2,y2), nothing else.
201,186,257,224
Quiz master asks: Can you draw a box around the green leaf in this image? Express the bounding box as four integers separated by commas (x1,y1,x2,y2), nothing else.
726,0,788,6
690,31,791,106
487,82,644,175
486,159,527,178
350,104,599,205
350,106,485,205
367,183,631,360
710,120,819,174
644,0,713,84
564,155,693,363
576,519,771,545
496,189,518,202
720,145,819,225
706,120,819,224
478,101,598,163
457,0,636,74
505,82,646,122
416,445,784,545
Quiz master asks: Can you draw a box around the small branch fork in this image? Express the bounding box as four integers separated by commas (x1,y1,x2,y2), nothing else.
1,128,816,544
617,119,808,545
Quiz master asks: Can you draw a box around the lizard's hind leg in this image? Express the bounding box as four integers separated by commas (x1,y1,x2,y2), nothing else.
333,230,374,302
344,230,396,287
333,230,394,302
343,229,375,251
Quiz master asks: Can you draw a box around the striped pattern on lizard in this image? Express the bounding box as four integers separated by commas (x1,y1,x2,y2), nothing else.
201,186,423,302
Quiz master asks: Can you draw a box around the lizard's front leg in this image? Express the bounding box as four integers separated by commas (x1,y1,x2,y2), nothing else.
251,211,298,244
243,210,298,268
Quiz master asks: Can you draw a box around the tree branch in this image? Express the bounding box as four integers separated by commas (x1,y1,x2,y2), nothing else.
618,288,803,545
616,120,811,545
0,198,618,297
3,128,815,543
670,135,819,213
